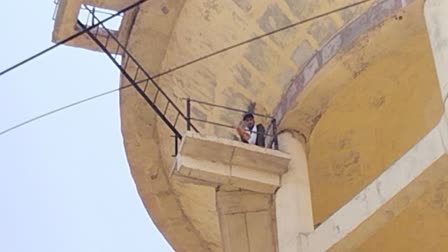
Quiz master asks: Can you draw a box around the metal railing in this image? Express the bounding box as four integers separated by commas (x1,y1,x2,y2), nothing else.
77,1,279,154
78,5,124,31
52,0,61,20
78,2,199,156
185,98,279,150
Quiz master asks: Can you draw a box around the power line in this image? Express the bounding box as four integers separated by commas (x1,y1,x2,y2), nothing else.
153,0,372,78
0,86,131,136
0,0,373,136
0,0,147,77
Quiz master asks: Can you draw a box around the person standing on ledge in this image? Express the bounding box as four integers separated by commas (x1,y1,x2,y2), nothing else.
236,112,265,147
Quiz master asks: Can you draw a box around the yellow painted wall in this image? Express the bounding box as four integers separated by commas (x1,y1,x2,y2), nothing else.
117,0,443,251
305,1,443,224
136,1,375,250
54,0,448,251
157,0,373,139
357,156,448,252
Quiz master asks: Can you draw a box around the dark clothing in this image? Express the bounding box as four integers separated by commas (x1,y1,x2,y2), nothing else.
241,124,265,147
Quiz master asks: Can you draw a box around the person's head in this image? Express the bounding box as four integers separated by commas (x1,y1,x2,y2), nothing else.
243,113,255,129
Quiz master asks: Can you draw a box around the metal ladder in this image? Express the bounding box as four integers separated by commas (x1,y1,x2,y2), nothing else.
77,3,198,155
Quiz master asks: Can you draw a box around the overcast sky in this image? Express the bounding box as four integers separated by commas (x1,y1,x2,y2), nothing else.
0,1,172,251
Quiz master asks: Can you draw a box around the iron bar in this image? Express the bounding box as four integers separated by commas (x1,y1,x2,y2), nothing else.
186,98,274,119
104,34,110,48
84,5,199,133
133,67,139,82
272,118,279,150
52,0,61,20
143,80,149,93
190,118,276,137
94,26,100,37
81,5,123,16
123,55,130,71
172,135,179,157
136,78,149,85
186,98,191,131
0,0,146,77
163,102,170,115
84,11,90,27
153,90,159,103
91,8,96,26
191,118,233,129
113,41,121,57
81,21,184,140
173,113,180,127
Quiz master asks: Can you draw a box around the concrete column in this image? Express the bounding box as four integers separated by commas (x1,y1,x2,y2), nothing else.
216,189,277,252
275,132,314,252
277,3,448,251
172,132,292,252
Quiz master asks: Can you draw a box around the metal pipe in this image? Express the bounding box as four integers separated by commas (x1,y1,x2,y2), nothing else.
1,0,147,77
185,98,274,119
272,118,279,150
186,98,191,131
190,118,276,137
84,5,199,133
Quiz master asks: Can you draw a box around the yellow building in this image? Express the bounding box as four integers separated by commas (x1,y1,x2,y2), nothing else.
52,0,448,251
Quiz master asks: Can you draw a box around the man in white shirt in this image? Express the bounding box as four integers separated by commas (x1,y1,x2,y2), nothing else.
236,113,265,147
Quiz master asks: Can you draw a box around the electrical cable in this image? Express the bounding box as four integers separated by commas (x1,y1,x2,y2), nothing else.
0,86,132,136
0,0,147,77
0,0,373,136
153,0,372,79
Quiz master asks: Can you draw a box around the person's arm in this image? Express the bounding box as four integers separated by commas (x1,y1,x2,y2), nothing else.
236,121,250,141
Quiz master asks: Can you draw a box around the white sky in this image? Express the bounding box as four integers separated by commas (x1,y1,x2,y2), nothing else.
0,1,172,251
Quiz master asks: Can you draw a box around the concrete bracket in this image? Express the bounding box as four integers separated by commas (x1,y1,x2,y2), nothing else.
172,131,291,194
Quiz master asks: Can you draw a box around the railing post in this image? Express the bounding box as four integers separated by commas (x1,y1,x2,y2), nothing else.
172,135,179,157
272,118,279,150
186,98,191,131
175,135,179,156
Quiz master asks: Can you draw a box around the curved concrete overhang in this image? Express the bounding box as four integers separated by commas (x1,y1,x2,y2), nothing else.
275,0,442,225
118,0,438,251
119,2,219,252
273,0,415,139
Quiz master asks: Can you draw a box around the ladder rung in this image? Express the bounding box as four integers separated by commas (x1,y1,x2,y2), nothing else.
94,25,99,37
113,42,120,58
173,113,180,127
104,34,110,48
163,102,170,115
133,68,140,82
123,56,130,70
154,90,159,103
143,79,149,93
86,0,191,157
85,13,90,27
